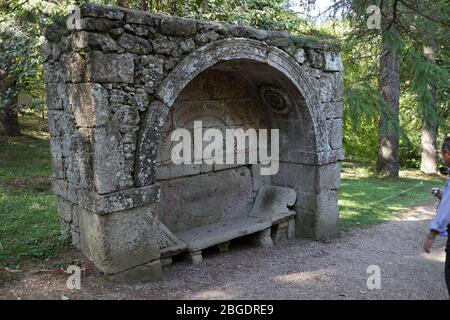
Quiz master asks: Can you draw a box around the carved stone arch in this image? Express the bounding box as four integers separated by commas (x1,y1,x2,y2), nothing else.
154,38,321,137
43,3,344,282
135,37,327,187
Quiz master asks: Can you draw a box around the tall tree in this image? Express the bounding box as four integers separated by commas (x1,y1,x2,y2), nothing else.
420,42,438,174
299,0,449,174
0,67,19,136
400,0,450,174
376,0,401,178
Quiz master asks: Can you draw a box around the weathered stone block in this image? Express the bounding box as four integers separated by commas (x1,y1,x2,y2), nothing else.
125,10,159,26
118,33,152,54
91,126,127,194
316,202,340,239
67,83,109,127
195,30,220,44
56,197,74,223
161,17,196,36
45,83,67,111
65,131,93,188
294,190,339,239
251,164,272,192
95,184,161,214
187,251,203,265
106,260,162,283
332,72,344,102
79,3,125,20
76,17,124,32
42,41,53,62
316,149,345,165
179,38,196,53
51,178,68,200
272,220,289,242
294,208,317,238
85,51,134,83
321,101,343,119
67,182,79,204
78,205,161,274
272,162,317,193
320,73,334,103
71,225,81,249
229,25,269,40
47,110,75,137
49,138,64,179
324,51,343,72
135,55,164,91
285,46,306,65
44,62,64,83
71,31,119,53
151,35,179,56
135,101,169,187
328,118,343,150
288,217,295,239
250,228,273,248
317,162,341,192
61,52,86,83
159,166,254,233
287,151,318,164
307,49,325,69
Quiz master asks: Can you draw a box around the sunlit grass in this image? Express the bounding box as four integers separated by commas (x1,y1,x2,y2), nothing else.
338,162,446,231
0,114,66,268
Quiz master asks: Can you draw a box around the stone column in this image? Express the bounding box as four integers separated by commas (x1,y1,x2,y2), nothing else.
44,16,163,281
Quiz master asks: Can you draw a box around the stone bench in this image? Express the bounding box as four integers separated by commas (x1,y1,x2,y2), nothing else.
159,185,297,265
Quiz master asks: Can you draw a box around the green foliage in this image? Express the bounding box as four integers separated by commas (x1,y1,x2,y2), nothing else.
402,46,450,129
339,162,446,230
313,0,450,167
0,1,69,113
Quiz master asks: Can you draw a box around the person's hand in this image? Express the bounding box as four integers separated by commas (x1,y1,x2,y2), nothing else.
424,237,435,254
432,188,442,199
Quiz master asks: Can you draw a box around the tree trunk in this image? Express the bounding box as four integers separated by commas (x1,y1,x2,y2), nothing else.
420,43,438,174
0,107,20,136
376,4,401,178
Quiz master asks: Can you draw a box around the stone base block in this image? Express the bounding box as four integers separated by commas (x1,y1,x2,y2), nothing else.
250,228,273,248
187,251,203,265
216,241,230,253
106,260,162,283
288,217,295,239
161,257,172,267
272,220,289,243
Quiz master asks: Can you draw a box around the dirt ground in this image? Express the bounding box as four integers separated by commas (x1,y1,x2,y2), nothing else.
1,197,448,300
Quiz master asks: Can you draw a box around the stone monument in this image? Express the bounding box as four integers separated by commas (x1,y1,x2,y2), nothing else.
43,3,344,282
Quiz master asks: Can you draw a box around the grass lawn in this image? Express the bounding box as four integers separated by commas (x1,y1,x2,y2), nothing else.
0,115,68,269
0,115,447,268
339,162,446,230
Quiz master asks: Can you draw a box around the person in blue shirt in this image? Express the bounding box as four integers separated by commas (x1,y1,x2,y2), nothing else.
423,137,450,298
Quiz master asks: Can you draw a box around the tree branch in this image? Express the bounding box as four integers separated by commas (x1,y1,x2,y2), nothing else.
398,0,450,27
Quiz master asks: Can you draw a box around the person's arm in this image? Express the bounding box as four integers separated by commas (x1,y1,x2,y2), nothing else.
424,179,450,254
429,180,450,236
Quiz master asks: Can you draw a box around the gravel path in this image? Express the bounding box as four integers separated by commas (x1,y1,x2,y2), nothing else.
1,197,448,300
